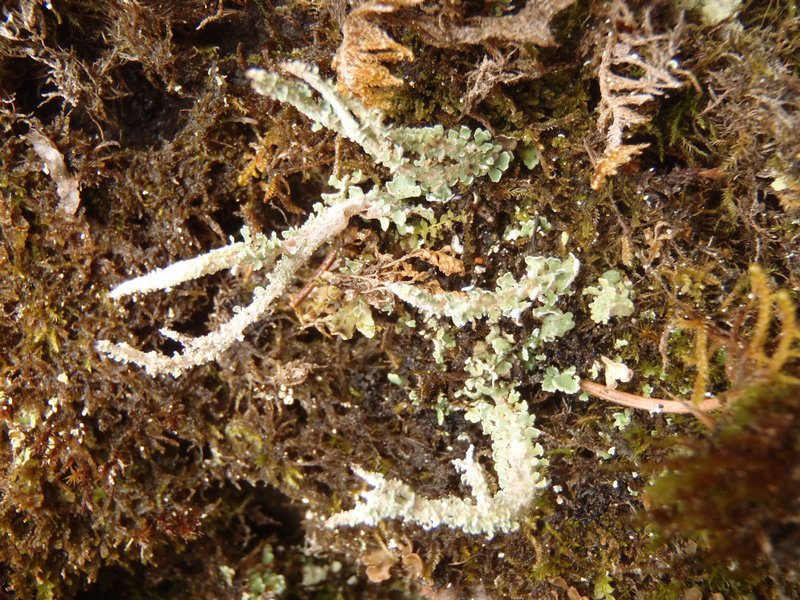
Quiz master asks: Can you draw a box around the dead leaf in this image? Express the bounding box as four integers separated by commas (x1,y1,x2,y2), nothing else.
567,587,588,600
401,552,424,579
683,587,702,600
361,547,397,582
415,246,464,276
549,576,588,600
27,129,81,215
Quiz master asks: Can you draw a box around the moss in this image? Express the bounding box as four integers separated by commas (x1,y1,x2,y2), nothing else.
646,380,800,585
1,0,799,597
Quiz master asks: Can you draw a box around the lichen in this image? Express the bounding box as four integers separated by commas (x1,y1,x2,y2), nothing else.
1,0,798,597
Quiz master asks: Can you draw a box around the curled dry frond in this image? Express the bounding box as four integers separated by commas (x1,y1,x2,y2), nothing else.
592,1,689,190
333,0,575,108
460,51,540,116
414,0,575,49
333,0,422,108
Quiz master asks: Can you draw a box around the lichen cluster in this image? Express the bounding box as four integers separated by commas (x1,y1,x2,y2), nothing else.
1,0,799,598
99,63,580,539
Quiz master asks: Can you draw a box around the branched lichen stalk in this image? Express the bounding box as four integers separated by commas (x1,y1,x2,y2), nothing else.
97,197,385,376
98,62,510,376
326,398,547,538
95,61,548,540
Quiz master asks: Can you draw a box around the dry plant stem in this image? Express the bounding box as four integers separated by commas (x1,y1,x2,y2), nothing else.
749,265,772,363
691,322,709,405
196,0,225,30
579,380,721,414
291,246,338,308
746,264,800,377
97,197,380,377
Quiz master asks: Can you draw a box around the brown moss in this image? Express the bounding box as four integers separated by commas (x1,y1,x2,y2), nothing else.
645,380,800,588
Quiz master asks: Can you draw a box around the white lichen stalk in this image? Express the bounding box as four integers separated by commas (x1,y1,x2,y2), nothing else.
97,195,387,376
326,398,547,538
325,253,576,536
107,242,246,299
97,62,511,377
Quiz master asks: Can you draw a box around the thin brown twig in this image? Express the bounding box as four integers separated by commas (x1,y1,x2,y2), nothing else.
196,0,225,30
579,379,721,414
291,247,339,309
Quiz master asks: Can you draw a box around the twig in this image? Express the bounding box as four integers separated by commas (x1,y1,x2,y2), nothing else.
579,379,721,414
291,247,339,308
196,0,225,30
